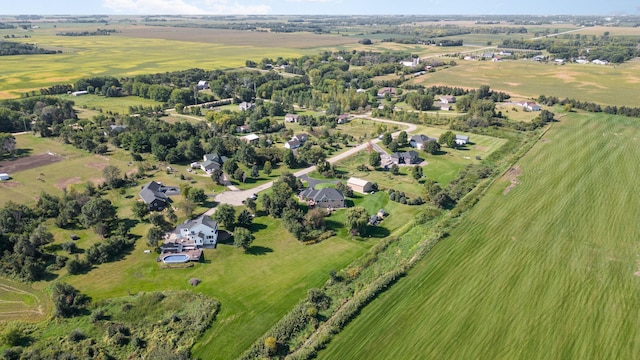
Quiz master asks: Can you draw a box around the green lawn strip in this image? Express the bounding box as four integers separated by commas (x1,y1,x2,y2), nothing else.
58,94,163,115
319,112,640,359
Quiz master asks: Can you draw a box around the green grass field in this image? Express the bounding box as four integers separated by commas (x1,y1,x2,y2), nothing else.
319,111,640,359
58,94,163,115
415,59,640,106
0,278,50,322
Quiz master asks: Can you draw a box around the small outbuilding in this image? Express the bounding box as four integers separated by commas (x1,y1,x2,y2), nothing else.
347,177,373,194
0,173,9,181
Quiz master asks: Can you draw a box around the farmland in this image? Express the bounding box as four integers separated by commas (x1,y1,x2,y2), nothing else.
414,59,640,106
0,24,355,99
319,111,640,359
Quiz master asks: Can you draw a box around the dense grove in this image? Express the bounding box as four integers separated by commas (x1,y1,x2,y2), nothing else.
0,41,60,56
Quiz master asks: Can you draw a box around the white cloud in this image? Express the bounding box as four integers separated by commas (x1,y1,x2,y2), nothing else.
103,0,271,14
286,0,337,2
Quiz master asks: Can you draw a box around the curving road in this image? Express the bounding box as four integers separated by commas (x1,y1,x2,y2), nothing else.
204,114,416,213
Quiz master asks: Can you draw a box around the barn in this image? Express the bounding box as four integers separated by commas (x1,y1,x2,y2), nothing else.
347,177,373,194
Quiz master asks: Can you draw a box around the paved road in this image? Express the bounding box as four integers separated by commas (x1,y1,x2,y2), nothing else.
205,114,417,212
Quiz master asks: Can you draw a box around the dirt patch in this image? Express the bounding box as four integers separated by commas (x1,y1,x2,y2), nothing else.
86,162,108,170
1,180,19,188
475,145,489,152
126,168,138,177
502,166,522,195
55,177,83,190
541,138,552,143
0,153,63,173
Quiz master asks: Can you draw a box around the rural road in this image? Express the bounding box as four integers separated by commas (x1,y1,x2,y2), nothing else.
204,115,417,213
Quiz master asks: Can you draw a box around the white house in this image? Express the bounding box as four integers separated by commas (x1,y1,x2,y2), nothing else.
285,114,300,123
455,135,470,146
174,215,218,247
241,133,260,144
197,80,209,90
518,101,541,111
71,91,88,96
409,134,436,150
284,139,301,150
439,95,456,104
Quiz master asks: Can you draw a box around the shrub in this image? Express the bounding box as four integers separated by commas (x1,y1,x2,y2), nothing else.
68,329,85,342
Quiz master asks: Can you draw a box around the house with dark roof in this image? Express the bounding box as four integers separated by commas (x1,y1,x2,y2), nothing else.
292,133,309,143
337,114,351,124
299,187,345,209
390,151,420,165
139,181,179,211
409,134,436,150
173,215,219,247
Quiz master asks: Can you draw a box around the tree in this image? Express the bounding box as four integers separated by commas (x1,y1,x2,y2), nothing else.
147,226,164,247
236,209,253,228
180,200,196,218
305,208,326,231
102,165,122,188
369,151,381,167
382,132,392,146
80,198,116,229
424,140,441,155
233,168,245,182
283,149,296,168
359,38,372,45
233,227,254,252
411,165,424,180
405,92,434,111
251,165,259,178
214,204,236,230
388,140,398,152
223,159,238,175
51,283,89,318
0,133,16,157
187,187,207,204
149,212,164,227
438,131,457,148
263,160,272,175
345,207,369,236
397,131,408,146
245,198,257,213
132,201,149,221
391,163,400,175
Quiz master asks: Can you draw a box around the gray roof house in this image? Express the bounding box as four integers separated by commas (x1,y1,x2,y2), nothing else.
299,187,346,209
285,114,300,123
390,151,420,165
139,181,172,211
409,135,436,150
292,133,309,143
201,153,226,174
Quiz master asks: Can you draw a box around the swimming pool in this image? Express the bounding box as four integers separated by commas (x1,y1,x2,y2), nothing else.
162,254,190,264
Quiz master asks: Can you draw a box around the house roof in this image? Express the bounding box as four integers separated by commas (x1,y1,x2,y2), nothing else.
197,80,208,85
242,134,260,141
294,133,308,142
176,215,218,233
201,160,221,171
203,153,226,163
347,177,371,187
300,187,345,202
456,135,470,141
286,140,301,149
410,134,434,144
285,113,299,119
139,188,167,205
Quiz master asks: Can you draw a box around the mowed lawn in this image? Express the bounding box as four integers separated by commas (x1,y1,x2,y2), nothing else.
319,112,640,359
416,59,640,106
0,278,50,322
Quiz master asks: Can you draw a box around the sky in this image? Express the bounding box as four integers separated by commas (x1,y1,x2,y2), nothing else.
1,0,638,16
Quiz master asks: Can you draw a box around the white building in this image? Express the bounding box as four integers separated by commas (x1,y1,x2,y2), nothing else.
174,215,218,247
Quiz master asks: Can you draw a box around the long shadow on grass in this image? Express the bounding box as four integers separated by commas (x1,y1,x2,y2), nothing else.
247,245,273,256
366,225,391,238
247,223,267,232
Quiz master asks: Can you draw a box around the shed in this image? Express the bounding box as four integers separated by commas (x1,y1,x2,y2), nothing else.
347,177,373,194
0,173,9,181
